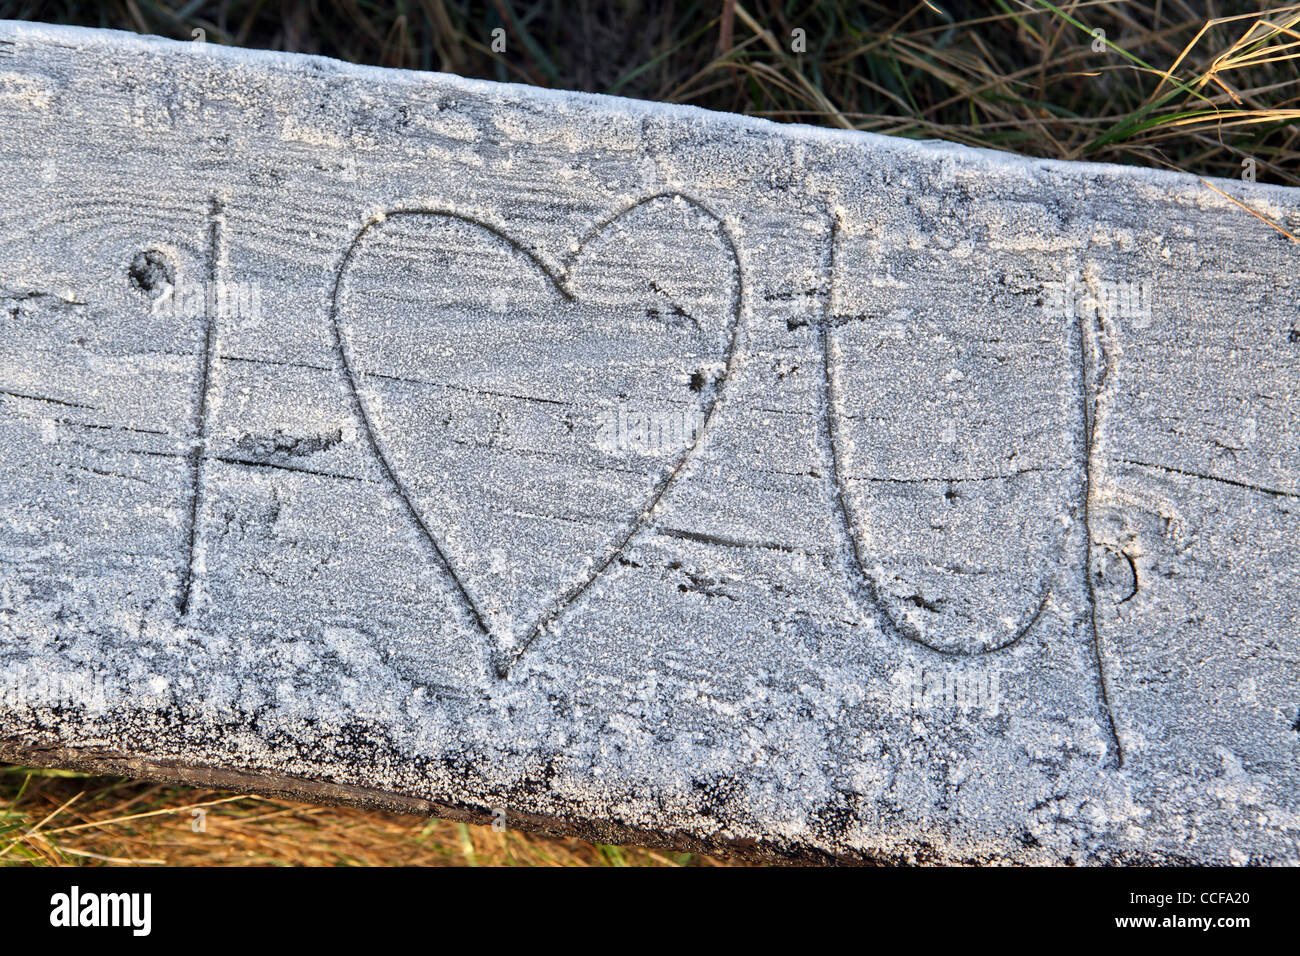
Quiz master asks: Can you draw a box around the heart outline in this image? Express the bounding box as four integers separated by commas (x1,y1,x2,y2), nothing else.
328,192,744,678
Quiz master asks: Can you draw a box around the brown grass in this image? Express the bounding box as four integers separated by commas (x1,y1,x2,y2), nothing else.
1,0,1297,866
3,1,1296,183
0,766,738,866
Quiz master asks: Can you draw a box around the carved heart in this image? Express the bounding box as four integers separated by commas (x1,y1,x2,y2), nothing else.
820,215,1078,655
330,195,741,675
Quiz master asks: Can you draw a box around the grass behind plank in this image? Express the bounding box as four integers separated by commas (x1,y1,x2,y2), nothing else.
0,1,1295,866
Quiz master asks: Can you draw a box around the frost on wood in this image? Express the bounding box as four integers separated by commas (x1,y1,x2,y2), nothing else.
0,21,1298,864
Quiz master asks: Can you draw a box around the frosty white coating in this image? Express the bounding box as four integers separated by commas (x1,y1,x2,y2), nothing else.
1,21,1298,863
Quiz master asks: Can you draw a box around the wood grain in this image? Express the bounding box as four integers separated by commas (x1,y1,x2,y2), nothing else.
0,21,1297,863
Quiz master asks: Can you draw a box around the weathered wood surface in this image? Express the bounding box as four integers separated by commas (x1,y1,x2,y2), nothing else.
1,21,1298,864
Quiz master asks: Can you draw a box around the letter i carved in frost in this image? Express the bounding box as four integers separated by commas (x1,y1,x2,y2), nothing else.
177,197,223,619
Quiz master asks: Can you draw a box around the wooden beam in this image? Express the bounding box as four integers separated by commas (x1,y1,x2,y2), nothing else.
1,21,1298,863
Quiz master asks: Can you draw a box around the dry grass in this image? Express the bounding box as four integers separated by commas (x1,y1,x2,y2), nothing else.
0,766,737,866
0,1,1296,866
2,1,1297,183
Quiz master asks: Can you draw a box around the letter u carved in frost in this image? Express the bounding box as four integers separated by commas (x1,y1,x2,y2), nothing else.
816,206,1122,766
